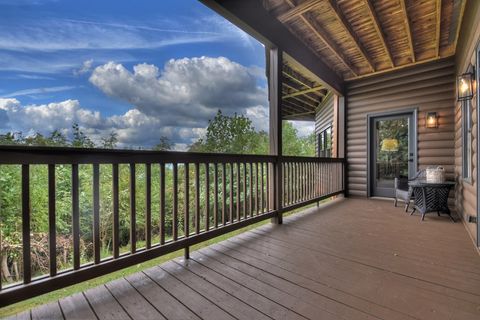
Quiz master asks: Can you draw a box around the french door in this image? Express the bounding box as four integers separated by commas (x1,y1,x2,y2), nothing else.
369,112,416,197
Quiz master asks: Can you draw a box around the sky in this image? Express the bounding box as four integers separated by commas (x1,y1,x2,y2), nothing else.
0,0,314,150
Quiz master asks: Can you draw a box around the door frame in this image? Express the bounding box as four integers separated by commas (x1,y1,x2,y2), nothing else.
476,40,480,247
367,108,418,198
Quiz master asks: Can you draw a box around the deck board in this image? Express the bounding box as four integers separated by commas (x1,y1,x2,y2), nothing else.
5,198,480,320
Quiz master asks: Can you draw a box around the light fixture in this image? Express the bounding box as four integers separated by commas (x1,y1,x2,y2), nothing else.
457,65,475,101
425,111,438,128
381,139,399,152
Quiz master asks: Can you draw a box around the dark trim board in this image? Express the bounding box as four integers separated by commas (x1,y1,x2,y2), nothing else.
367,108,418,198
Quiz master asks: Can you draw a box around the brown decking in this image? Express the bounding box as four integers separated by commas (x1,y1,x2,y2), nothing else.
4,198,480,320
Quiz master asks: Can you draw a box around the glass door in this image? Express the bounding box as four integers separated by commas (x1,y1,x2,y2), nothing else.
371,113,415,197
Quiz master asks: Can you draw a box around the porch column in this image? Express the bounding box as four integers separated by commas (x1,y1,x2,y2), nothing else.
268,47,283,224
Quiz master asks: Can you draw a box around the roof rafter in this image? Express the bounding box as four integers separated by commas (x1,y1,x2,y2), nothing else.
399,0,415,63
282,85,324,99
435,0,442,57
277,0,322,23
281,0,359,77
327,0,376,72
363,0,394,68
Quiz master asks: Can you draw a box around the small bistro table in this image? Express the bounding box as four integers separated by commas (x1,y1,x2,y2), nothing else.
408,180,456,222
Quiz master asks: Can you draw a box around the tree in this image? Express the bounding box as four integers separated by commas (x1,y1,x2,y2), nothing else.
101,132,118,149
189,110,268,154
71,123,95,148
153,136,173,151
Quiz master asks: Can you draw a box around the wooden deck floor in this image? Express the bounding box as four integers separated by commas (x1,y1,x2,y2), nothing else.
5,198,480,320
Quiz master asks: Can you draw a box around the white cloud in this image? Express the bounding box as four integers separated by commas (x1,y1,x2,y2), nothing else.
73,59,93,76
290,121,315,137
89,57,268,127
0,57,269,149
1,86,75,98
0,18,226,52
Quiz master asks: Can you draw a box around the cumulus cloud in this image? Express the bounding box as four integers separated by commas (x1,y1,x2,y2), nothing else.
0,57,269,149
73,59,93,76
89,57,268,127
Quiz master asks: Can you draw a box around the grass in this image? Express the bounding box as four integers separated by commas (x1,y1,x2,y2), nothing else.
0,202,321,318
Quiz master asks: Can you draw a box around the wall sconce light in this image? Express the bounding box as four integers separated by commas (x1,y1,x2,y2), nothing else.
457,65,475,102
426,112,438,128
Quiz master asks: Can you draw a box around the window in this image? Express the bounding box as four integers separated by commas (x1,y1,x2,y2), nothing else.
318,126,332,157
462,99,473,181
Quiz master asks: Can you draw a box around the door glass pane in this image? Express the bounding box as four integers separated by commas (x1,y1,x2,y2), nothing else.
375,117,409,190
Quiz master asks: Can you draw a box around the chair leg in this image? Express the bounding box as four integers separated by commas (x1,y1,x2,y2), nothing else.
394,198,397,207
410,207,416,215
404,201,409,212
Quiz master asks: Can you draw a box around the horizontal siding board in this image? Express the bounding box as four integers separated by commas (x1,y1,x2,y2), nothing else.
346,59,456,198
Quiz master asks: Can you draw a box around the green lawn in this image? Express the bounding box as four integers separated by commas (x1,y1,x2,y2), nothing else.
0,202,322,318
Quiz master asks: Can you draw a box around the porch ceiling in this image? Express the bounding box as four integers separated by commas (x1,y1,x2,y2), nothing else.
263,0,466,80
281,55,331,121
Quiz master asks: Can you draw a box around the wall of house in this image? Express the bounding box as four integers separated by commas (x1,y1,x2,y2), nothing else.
454,0,480,245
315,93,335,156
345,59,456,198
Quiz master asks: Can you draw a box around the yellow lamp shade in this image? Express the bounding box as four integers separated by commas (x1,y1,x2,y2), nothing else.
381,139,399,152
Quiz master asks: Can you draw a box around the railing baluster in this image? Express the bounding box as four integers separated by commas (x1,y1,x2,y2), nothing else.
249,162,253,217
195,162,200,234
185,163,190,237
160,163,166,245
22,164,31,283
205,163,210,231
93,164,100,264
130,163,136,253
214,163,218,228
266,163,270,212
236,163,240,221
243,163,247,218
72,164,80,270
260,163,264,213
145,163,152,249
112,164,119,258
229,163,234,222
173,163,178,241
255,163,259,215
222,163,226,225
48,164,56,276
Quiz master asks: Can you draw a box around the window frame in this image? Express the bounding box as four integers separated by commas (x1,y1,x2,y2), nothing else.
318,125,333,157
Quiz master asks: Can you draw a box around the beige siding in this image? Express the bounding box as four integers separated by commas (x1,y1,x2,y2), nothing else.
315,94,334,156
345,59,456,197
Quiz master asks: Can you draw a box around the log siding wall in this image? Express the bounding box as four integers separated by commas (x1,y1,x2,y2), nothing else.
315,93,335,157
345,59,456,198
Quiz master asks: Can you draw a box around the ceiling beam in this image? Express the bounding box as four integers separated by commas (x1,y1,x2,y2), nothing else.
282,85,324,99
277,0,322,23
399,0,415,63
279,0,358,77
435,0,442,57
327,0,376,72
200,0,344,94
363,0,394,68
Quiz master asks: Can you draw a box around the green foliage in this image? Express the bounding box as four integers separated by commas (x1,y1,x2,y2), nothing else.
153,136,173,151
0,112,315,283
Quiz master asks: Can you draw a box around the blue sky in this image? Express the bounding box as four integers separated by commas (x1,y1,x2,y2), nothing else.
0,0,312,149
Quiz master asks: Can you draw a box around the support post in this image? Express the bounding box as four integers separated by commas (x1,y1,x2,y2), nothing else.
268,47,283,224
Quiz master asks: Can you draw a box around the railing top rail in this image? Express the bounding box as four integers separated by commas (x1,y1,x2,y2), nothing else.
0,145,276,165
0,145,345,165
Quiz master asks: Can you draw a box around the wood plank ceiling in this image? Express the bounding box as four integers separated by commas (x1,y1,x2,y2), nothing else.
264,0,466,81
282,57,329,120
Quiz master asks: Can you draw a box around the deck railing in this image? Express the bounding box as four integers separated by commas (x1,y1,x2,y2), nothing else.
0,146,345,306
